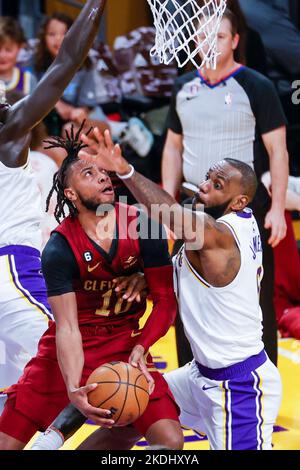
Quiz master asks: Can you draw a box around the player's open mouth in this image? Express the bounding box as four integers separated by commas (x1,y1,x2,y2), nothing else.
101,185,114,194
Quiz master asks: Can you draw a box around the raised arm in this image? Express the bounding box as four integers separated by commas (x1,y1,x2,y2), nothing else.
0,0,106,148
79,128,234,252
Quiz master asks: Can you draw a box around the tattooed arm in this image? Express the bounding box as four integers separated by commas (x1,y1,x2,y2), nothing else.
0,0,107,166
79,129,234,251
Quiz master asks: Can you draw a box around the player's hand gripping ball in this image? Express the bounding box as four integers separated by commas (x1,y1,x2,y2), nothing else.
87,361,150,426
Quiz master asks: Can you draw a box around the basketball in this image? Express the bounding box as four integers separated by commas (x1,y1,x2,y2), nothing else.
86,361,150,426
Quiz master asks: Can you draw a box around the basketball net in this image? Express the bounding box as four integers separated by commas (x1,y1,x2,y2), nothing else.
147,0,227,69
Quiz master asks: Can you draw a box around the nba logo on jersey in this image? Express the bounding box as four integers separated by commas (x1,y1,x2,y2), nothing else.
225,92,233,106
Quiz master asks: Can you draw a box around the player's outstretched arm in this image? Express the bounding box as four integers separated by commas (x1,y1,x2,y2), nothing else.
79,128,233,251
0,0,107,152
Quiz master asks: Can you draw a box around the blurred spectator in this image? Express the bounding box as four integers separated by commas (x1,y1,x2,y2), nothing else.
261,171,300,339
239,0,300,175
0,0,18,17
113,27,178,99
34,13,100,136
34,13,154,160
274,212,300,340
0,17,37,95
111,26,179,180
19,0,44,40
0,0,44,39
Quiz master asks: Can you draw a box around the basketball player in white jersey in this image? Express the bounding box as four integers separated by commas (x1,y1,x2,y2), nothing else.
0,0,108,413
70,129,281,451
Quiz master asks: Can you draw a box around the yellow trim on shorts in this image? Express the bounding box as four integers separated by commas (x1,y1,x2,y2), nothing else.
256,372,265,449
5,255,49,322
221,382,227,450
261,376,265,448
260,375,265,449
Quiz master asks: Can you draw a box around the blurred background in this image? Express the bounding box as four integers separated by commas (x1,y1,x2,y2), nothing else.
0,0,154,43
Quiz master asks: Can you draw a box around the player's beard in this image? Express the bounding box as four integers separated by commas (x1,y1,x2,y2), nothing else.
204,199,231,220
192,193,231,220
78,193,115,213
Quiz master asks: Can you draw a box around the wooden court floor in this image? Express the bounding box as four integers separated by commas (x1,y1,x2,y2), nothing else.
50,330,299,451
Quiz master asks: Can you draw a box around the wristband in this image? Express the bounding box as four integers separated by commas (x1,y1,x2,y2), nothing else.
116,164,135,180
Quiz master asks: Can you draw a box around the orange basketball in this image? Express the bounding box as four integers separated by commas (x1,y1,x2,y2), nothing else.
86,361,150,426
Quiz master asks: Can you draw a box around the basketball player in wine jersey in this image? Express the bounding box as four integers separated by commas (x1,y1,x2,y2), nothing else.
0,128,183,450
0,0,108,414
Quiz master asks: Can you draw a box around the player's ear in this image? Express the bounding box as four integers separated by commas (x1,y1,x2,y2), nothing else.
64,187,77,202
231,195,249,212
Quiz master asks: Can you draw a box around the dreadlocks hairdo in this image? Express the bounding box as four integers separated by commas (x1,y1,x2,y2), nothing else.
45,121,93,223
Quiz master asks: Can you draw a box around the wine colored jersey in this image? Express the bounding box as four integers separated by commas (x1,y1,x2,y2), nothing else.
42,203,177,350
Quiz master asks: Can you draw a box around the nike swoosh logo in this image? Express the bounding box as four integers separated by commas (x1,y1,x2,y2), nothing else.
202,385,218,391
131,331,142,338
87,263,100,273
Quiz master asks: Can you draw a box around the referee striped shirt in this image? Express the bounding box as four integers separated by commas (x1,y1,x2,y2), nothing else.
167,66,287,186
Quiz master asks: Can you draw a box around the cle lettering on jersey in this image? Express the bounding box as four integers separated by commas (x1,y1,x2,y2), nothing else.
84,280,114,292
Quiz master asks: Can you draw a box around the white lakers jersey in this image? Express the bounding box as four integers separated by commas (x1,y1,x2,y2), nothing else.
173,209,264,368
30,151,58,249
0,160,42,250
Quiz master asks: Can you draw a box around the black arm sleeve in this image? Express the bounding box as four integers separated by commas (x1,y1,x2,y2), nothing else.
235,69,287,135
41,233,80,297
137,210,171,268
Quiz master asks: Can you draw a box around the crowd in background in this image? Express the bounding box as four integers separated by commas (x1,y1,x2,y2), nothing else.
0,0,300,343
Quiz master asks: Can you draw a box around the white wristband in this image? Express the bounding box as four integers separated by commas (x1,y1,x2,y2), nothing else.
116,164,135,180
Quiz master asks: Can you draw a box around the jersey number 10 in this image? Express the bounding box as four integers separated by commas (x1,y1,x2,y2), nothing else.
95,289,132,317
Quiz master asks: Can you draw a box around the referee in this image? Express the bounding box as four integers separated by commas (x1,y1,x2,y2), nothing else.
163,8,289,366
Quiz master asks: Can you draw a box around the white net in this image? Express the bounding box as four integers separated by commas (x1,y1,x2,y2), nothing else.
147,0,227,69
